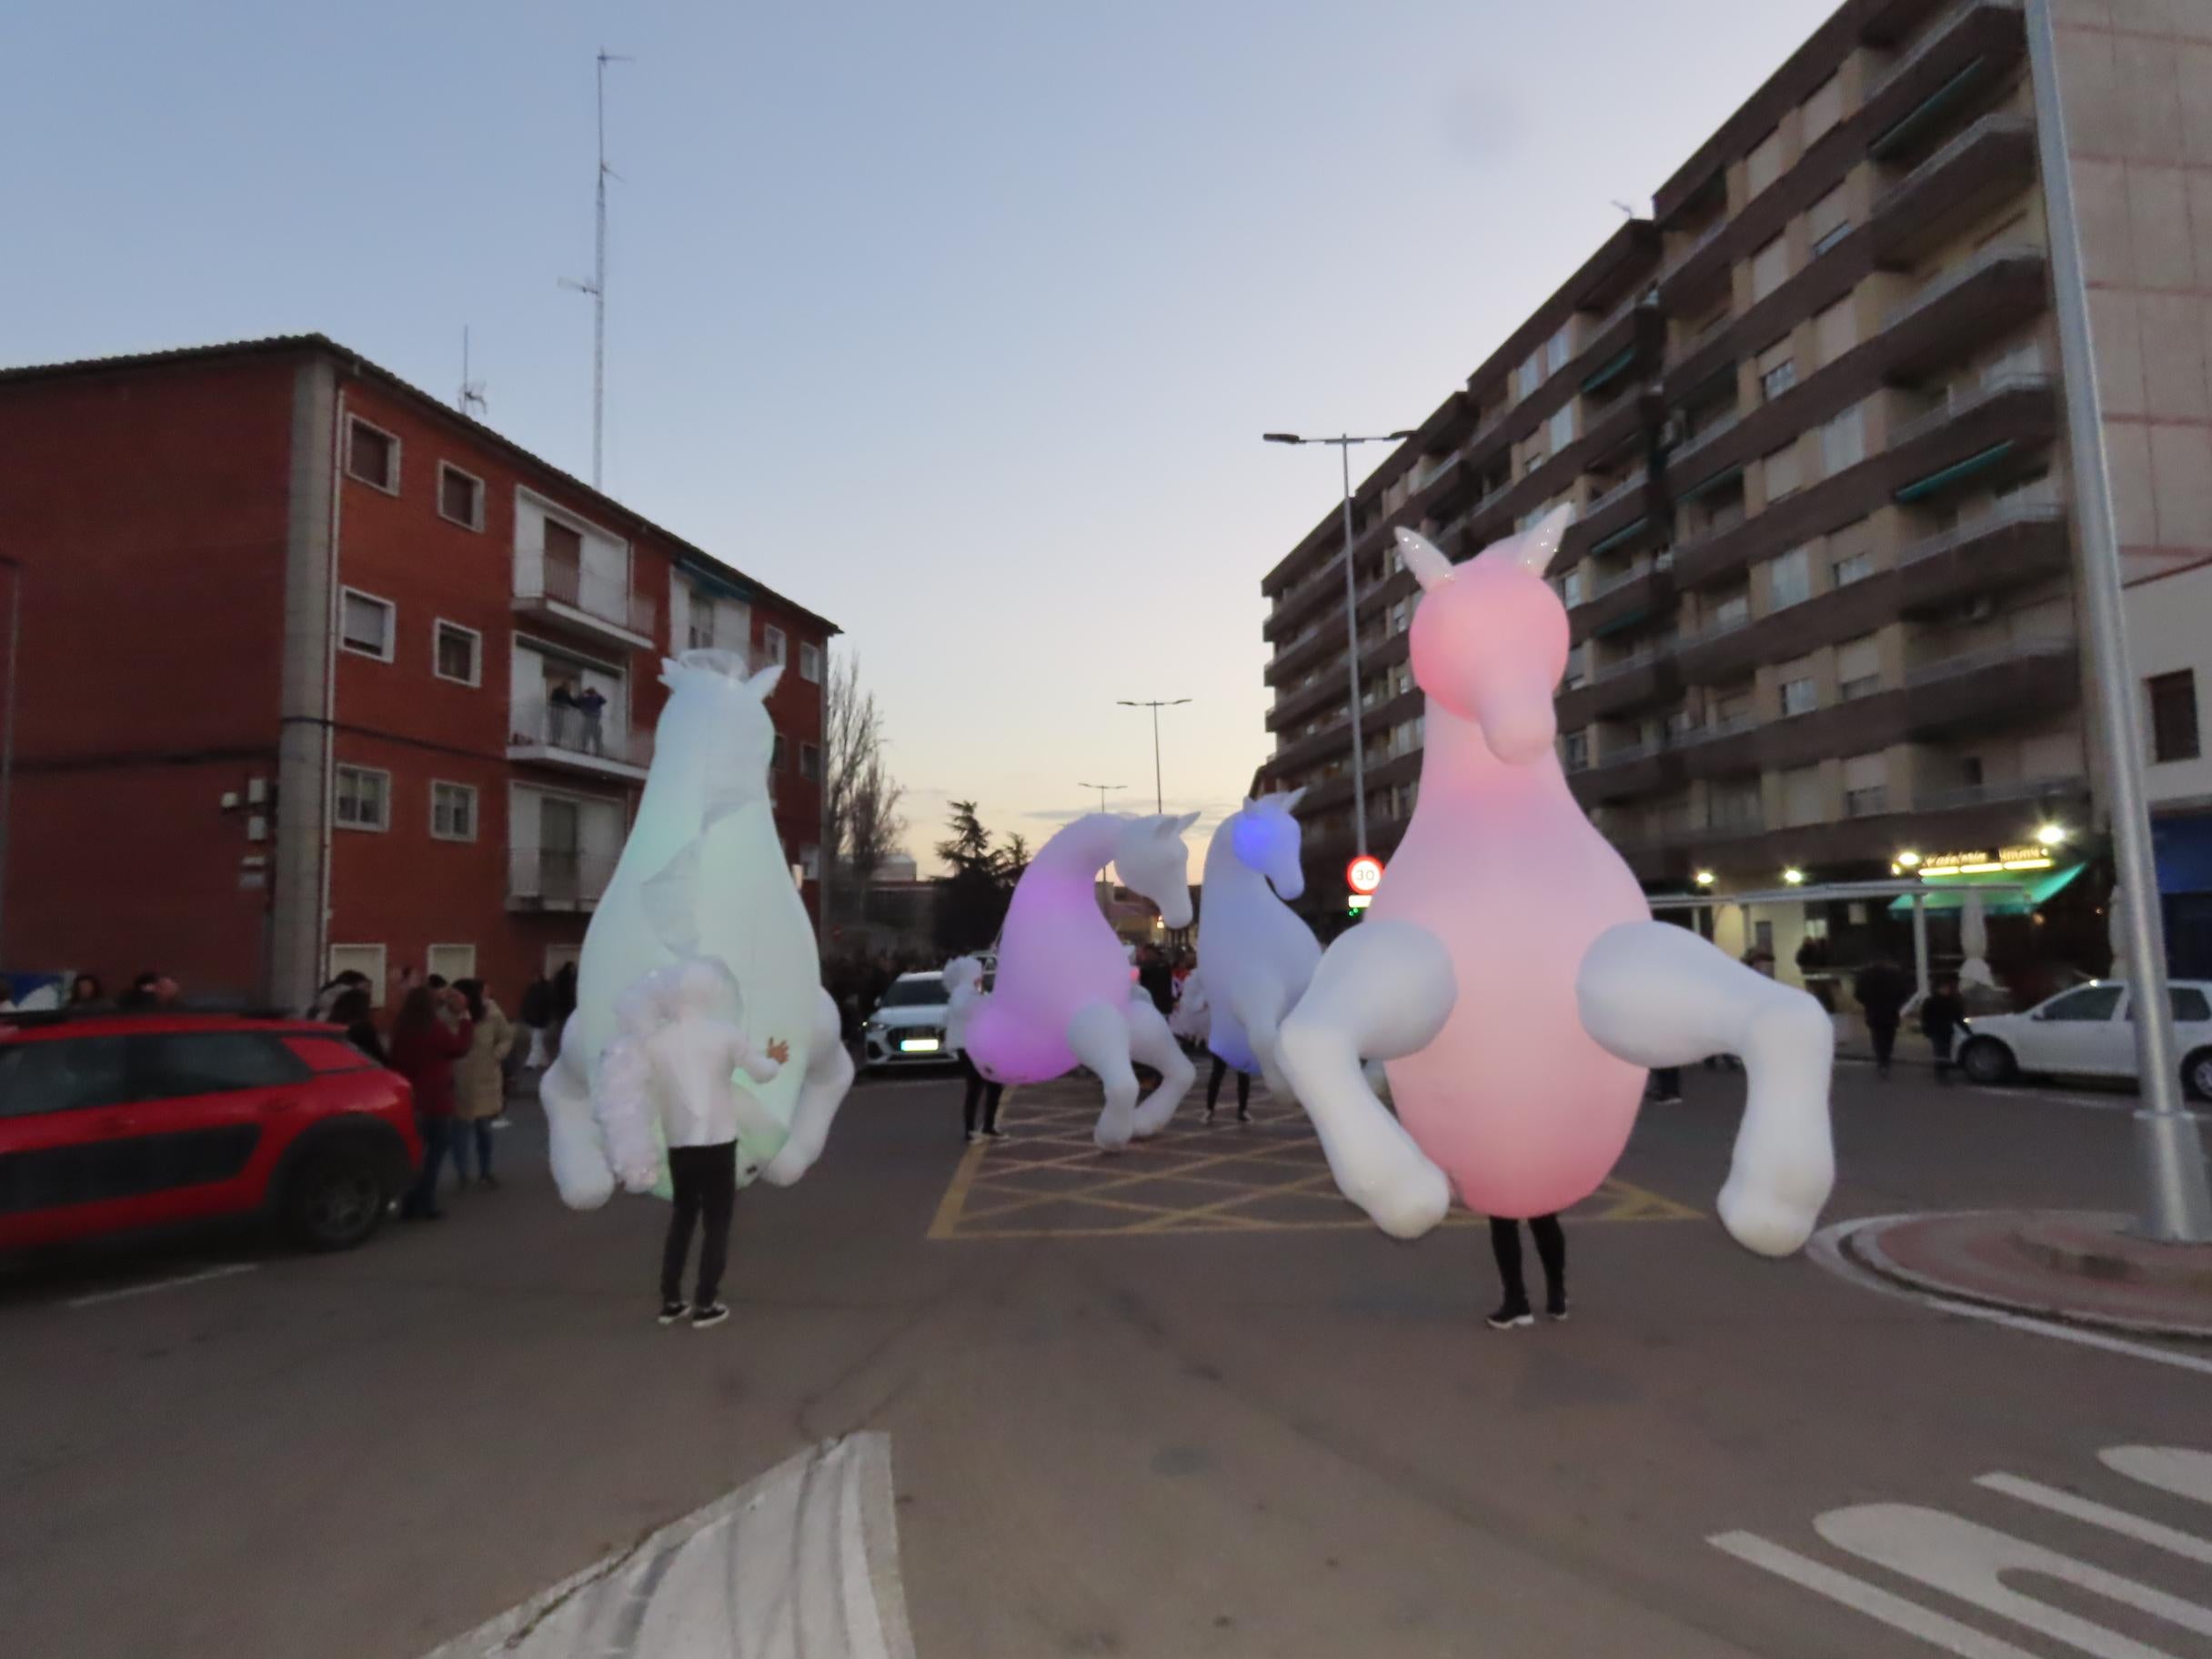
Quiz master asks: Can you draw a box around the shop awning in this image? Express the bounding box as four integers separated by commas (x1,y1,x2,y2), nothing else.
1886,861,2086,914
1581,346,1638,395
1895,440,2017,503
1590,515,1652,556
679,558,753,604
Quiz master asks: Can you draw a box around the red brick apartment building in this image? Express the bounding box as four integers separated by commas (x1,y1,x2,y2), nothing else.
0,336,837,1010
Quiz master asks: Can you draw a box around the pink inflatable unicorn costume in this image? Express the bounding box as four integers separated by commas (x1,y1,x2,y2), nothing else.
963,811,1201,1150
1278,507,1835,1257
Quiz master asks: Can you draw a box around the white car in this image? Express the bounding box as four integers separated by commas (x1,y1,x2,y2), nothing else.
1957,980,2212,1098
861,971,960,1070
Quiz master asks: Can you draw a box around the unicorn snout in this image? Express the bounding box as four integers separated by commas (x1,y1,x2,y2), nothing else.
1271,868,1306,901
1159,892,1194,929
1482,695,1558,767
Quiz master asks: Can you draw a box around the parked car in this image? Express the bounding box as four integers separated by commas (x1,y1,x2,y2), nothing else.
862,971,963,1071
0,1010,422,1255
1956,980,2212,1098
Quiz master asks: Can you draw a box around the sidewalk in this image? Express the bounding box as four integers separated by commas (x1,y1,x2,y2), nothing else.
1845,1209,2212,1340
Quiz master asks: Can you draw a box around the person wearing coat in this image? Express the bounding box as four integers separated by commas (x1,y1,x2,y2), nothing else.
451,979,515,1190
392,987,475,1220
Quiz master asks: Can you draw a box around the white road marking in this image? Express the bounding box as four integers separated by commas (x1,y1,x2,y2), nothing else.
419,1432,915,1659
1965,1084,2210,1119
1977,1472,2212,1564
1810,1216,2212,1377
1817,1501,2212,1655
1708,1532,2044,1658
2104,1446,2212,1507
65,1262,258,1308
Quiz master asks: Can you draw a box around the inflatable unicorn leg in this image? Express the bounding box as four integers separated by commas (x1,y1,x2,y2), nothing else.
1277,920,1456,1239
1126,997,1196,1137
541,1011,617,1210
759,988,855,1187
1576,920,1835,1256
1068,999,1144,1152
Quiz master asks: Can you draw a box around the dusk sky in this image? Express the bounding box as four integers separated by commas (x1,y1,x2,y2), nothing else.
11,0,1836,871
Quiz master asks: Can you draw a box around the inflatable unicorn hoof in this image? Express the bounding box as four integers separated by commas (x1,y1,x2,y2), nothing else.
1717,1171,1825,1258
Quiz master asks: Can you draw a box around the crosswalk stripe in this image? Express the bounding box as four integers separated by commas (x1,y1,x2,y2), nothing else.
1709,1532,2044,1658
1977,1473,2212,1566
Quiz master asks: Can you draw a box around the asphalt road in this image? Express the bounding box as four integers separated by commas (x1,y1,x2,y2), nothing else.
3,1061,2207,1658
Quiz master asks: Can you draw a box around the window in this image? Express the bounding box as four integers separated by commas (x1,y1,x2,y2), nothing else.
542,518,583,568
1751,236,1791,303
1764,443,1803,501
1780,763,1825,825
433,621,481,686
771,732,787,770
327,944,388,1007
1757,337,1797,402
132,1033,307,1102
1843,752,1888,818
1714,592,1753,630
2147,669,2200,762
431,781,478,842
1781,677,1818,717
437,464,485,530
1520,347,1545,399
1769,546,1812,608
1820,406,1865,475
1713,779,1763,830
2167,988,2211,1023
341,589,395,661
1563,644,1587,690
763,625,788,668
1546,325,1571,376
1805,75,1843,144
426,944,477,984
799,742,821,782
335,765,390,831
1814,296,1857,365
1548,404,1575,452
799,641,822,684
1808,184,1852,257
1838,635,1883,699
347,418,399,492
1746,128,1785,197
0,1035,132,1118
2042,985,2125,1022
1832,550,1875,587
1562,730,1590,771
1561,570,1585,608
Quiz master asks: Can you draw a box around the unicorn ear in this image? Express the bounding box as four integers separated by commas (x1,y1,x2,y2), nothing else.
1173,809,1202,835
747,664,784,701
1282,786,1308,814
1512,503,1575,575
659,658,682,690
1395,527,1455,591
1240,798,1259,816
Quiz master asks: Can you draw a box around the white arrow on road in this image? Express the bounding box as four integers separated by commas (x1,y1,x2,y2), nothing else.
421,1433,916,1659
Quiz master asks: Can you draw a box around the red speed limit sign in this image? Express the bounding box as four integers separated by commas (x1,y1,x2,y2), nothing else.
1344,855,1385,896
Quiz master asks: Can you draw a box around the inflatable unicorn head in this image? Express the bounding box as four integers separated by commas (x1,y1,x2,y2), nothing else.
1228,789,1306,901
1402,506,1572,766
1111,811,1200,929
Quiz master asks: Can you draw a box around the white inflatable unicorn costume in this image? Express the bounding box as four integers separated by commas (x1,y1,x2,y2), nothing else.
541,650,853,1207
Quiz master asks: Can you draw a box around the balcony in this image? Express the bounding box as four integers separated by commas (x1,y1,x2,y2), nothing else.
1913,776,2089,815
1656,219,1731,309
508,846,618,913
1674,712,1761,779
1674,610,1756,681
1578,468,1652,549
1881,241,2048,380
1871,112,2038,263
1863,0,2027,164
1903,637,2078,735
1568,731,1685,804
1582,642,1681,719
513,550,658,650
508,698,654,782
1887,371,2058,504
1896,499,2070,615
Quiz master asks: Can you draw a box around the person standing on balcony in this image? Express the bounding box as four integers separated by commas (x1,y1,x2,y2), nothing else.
548,679,579,749
575,684,608,757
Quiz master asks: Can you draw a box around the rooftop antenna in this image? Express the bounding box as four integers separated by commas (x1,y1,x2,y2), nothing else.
457,326,488,418
561,47,631,491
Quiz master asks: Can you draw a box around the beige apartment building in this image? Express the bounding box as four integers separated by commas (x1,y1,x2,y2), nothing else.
1259,0,2212,931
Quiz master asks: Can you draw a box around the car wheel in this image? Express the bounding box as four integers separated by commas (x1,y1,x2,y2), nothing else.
1959,1037,2016,1086
287,1147,390,1252
2185,1049,2212,1104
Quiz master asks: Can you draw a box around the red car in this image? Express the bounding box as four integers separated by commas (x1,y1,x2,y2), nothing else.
0,1010,422,1254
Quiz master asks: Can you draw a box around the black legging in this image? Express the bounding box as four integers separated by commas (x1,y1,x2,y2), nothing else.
1205,1056,1250,1115
960,1052,1002,1135
1489,1213,1565,1310
1869,1020,1899,1071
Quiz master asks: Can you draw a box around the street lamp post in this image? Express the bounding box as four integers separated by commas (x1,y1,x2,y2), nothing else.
1115,700,1190,815
1076,781,1127,815
2027,0,2212,1242
1264,428,1417,859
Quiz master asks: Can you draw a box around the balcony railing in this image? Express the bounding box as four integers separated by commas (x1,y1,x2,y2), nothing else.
1904,635,2072,688
1868,0,2021,106
1670,407,1744,468
509,698,654,770
1887,370,2054,450
1586,468,1649,519
508,846,618,909
1882,239,2046,333
1674,711,1758,749
515,549,658,639
1589,555,1655,601
1915,777,2086,814
1896,498,2066,568
1589,641,1669,684
1674,610,1754,654
1658,220,1727,287
1874,112,2036,217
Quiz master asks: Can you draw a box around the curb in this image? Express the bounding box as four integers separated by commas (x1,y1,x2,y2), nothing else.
2010,1225,2212,1293
1840,1213,2212,1343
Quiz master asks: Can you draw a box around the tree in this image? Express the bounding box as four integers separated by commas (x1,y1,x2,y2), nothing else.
932,801,1018,953
820,649,906,932
994,832,1031,886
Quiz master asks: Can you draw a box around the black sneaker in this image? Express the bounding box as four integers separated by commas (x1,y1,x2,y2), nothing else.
658,1301,688,1326
1486,1303,1534,1331
1545,1295,1570,1322
691,1302,730,1330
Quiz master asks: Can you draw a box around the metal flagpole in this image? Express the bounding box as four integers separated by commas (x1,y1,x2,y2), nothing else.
2026,0,2212,1241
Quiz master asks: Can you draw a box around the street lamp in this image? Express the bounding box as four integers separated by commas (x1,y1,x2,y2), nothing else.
1264,427,1418,859
1077,780,1127,815
1114,700,1190,815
